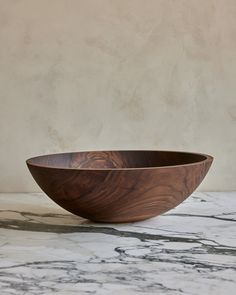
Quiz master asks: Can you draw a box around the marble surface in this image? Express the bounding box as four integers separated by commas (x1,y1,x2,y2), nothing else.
0,192,235,295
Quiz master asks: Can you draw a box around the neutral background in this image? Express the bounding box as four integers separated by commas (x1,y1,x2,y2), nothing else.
0,0,235,192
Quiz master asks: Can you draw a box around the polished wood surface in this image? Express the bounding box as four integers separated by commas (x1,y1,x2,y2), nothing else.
26,151,213,223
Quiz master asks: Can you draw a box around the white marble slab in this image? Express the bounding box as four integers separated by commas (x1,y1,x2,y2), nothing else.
0,192,235,295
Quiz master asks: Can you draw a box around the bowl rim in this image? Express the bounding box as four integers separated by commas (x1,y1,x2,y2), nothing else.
26,150,213,171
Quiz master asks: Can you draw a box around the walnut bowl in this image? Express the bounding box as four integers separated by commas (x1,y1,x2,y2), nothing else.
26,150,213,223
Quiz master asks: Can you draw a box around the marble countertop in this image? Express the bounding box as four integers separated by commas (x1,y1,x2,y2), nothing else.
0,192,235,295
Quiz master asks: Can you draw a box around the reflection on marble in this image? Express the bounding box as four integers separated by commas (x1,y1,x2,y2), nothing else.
0,192,235,295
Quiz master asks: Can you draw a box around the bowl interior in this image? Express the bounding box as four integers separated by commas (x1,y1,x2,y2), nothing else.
27,151,207,169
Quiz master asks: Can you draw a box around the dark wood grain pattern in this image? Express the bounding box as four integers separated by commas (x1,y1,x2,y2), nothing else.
26,151,213,223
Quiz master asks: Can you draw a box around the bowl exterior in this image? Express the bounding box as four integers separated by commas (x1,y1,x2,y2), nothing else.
27,157,213,223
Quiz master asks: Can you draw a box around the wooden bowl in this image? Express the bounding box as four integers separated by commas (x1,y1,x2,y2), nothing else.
26,150,213,223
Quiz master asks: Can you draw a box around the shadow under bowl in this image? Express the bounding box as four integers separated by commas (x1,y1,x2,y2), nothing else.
26,150,213,223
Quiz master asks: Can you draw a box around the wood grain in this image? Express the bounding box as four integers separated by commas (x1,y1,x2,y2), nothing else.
26,151,213,223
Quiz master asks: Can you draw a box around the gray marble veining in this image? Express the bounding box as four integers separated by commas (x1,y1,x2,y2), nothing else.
0,192,235,294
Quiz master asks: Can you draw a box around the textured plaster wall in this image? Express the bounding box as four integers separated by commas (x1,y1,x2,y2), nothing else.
0,0,236,192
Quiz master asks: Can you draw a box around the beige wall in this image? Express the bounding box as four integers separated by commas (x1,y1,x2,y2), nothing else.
0,0,236,192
